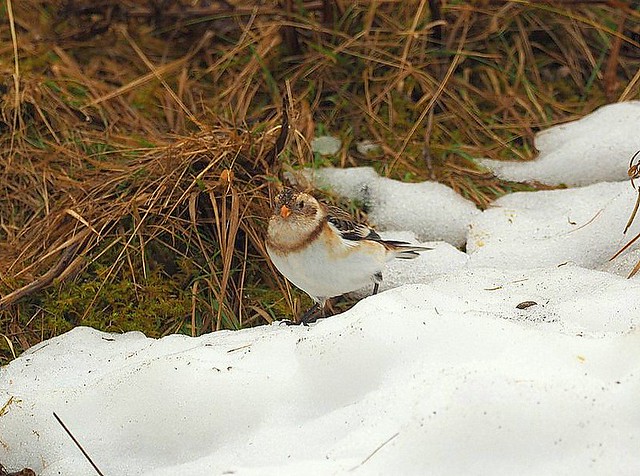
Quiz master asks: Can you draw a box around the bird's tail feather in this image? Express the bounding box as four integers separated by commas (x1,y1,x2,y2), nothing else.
383,240,431,259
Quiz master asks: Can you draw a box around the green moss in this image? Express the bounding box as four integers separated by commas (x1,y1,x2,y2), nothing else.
43,275,188,336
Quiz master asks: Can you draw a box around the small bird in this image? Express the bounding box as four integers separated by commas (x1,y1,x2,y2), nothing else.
266,188,430,324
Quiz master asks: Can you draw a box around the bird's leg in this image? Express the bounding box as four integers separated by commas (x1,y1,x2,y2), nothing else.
298,302,321,326
281,301,324,326
372,271,382,296
300,297,333,325
279,302,317,326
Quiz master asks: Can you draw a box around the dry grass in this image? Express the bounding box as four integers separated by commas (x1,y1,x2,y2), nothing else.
0,0,639,362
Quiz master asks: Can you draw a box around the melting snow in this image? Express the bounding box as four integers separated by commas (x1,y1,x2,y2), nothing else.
482,101,640,186
467,181,640,273
304,167,479,247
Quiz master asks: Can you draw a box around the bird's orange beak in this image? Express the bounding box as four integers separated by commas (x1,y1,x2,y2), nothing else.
280,205,291,218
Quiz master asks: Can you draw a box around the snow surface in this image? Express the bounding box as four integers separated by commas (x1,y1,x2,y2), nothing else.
301,167,479,247
468,181,640,273
482,101,640,186
311,135,342,156
3,101,640,475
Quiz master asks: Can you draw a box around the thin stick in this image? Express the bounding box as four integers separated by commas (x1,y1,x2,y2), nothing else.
53,412,105,476
6,0,20,159
623,192,640,234
610,231,640,262
190,280,199,337
622,151,640,234
349,432,400,471
603,9,627,101
0,236,86,310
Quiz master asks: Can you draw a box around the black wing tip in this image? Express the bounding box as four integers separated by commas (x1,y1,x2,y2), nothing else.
383,240,432,249
383,240,432,258
396,250,428,259
397,251,419,259
382,239,411,246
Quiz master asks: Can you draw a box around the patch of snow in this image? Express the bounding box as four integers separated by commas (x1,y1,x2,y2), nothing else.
599,246,640,277
355,140,383,157
305,167,479,247
467,181,640,273
482,101,640,186
350,231,468,298
426,266,640,336
311,136,342,155
2,277,640,475
367,177,478,248
300,166,378,201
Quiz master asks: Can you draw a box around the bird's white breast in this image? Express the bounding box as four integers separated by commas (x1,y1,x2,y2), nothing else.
267,225,387,302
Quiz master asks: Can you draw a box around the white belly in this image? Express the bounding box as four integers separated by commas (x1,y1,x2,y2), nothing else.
267,237,387,301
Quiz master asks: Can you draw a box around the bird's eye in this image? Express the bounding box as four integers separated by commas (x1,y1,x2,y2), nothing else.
297,200,305,210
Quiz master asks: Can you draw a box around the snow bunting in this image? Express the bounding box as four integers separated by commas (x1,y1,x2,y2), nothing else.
266,188,430,323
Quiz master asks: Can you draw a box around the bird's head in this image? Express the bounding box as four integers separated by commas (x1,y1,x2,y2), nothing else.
274,188,320,220
268,188,324,242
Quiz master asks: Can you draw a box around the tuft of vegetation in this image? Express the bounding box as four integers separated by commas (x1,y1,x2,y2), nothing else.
1,0,639,363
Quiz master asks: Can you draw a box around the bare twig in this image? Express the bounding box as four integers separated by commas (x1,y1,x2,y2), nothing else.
349,432,400,471
603,9,628,101
266,95,290,170
428,0,443,47
282,0,302,56
0,234,88,310
6,0,20,162
53,412,105,476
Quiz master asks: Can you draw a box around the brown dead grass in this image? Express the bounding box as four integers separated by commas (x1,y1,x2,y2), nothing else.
0,0,639,361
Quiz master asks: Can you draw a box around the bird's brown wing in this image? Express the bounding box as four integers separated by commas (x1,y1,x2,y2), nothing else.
325,204,431,257
325,205,382,242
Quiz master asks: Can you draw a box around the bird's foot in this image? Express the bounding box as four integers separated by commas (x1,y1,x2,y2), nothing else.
299,302,324,325
276,306,322,326
278,319,298,326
